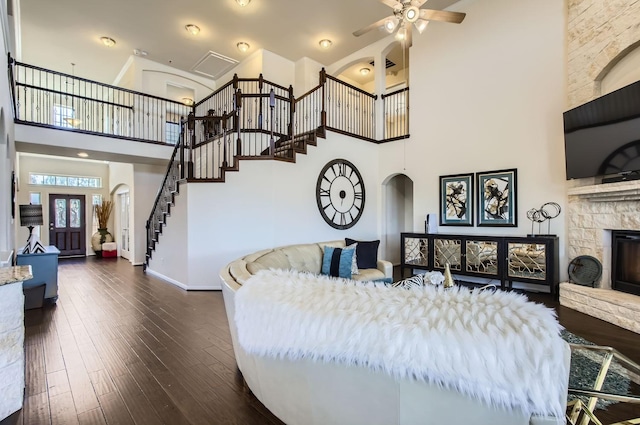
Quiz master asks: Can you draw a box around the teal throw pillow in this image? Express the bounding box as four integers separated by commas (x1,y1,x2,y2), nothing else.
321,246,355,279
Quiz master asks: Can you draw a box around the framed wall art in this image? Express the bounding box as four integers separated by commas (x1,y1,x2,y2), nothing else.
439,173,474,226
477,168,517,227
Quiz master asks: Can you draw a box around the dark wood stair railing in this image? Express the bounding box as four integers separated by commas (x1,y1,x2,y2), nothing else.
10,56,194,145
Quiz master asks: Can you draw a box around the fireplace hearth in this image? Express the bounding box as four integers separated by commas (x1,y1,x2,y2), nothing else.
612,231,640,296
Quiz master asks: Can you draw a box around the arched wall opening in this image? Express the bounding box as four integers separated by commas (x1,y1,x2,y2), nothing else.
381,173,414,265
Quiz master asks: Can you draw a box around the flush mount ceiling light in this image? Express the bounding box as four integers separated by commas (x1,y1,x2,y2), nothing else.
318,39,333,49
100,37,116,47
182,97,194,106
359,67,371,76
237,42,250,53
77,152,89,158
236,0,251,6
185,24,200,35
64,118,82,127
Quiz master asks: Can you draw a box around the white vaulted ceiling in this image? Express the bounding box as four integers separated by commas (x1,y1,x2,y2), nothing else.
17,0,457,85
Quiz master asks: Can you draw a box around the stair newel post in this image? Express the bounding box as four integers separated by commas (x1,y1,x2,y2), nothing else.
269,88,275,156
288,85,294,139
232,73,238,90
258,74,264,130
179,115,186,179
235,89,242,156
222,111,228,168
187,111,195,179
320,68,327,129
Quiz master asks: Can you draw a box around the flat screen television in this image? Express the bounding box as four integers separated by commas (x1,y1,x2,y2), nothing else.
563,80,640,182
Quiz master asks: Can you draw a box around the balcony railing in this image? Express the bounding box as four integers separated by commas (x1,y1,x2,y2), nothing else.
10,58,192,144
382,87,410,141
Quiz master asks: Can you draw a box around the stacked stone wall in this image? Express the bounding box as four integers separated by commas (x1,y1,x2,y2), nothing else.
567,0,640,108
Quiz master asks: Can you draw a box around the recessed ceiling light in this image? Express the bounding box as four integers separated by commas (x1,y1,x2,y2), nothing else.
236,0,251,6
185,24,200,35
319,39,332,49
77,152,89,158
100,37,116,47
360,68,371,76
237,42,250,53
182,97,194,106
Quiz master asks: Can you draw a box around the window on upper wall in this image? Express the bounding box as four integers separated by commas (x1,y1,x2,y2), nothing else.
53,104,76,128
29,173,102,188
29,192,42,238
166,121,180,145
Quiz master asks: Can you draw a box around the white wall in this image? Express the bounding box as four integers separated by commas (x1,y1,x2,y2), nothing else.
261,50,295,89
294,57,324,97
378,0,568,277
15,154,111,254
114,56,215,101
0,0,16,255
146,183,189,287
148,131,381,289
131,163,165,265
215,49,264,83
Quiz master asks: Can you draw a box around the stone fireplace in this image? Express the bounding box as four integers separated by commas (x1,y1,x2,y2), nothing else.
560,180,640,333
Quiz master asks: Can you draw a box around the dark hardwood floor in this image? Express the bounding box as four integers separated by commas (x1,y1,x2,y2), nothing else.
2,258,639,424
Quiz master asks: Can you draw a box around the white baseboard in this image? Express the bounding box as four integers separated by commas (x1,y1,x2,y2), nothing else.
145,268,221,291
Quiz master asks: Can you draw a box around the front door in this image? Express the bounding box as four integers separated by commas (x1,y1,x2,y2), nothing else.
49,194,86,256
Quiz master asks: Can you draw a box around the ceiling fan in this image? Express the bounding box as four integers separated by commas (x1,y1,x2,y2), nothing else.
353,0,466,47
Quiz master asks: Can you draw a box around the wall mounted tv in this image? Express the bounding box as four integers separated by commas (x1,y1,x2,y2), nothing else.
563,80,640,182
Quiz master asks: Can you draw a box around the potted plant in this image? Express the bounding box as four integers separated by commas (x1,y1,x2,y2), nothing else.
91,200,114,256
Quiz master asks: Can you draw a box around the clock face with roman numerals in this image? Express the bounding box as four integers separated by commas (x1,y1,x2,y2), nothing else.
316,159,365,230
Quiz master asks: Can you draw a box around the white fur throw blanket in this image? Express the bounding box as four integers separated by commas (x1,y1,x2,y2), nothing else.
235,269,568,418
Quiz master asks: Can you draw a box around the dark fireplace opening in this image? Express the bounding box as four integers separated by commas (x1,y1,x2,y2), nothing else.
612,230,640,296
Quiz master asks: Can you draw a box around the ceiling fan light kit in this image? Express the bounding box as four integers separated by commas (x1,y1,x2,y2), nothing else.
384,18,398,33
414,19,429,34
353,0,466,45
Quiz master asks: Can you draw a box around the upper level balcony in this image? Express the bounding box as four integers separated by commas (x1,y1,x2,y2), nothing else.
9,57,410,165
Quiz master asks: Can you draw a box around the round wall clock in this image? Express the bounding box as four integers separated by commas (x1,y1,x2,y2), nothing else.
316,159,365,230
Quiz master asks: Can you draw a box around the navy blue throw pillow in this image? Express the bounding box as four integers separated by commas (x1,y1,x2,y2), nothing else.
345,238,380,269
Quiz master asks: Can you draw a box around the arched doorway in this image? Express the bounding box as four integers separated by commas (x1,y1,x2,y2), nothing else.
382,173,414,265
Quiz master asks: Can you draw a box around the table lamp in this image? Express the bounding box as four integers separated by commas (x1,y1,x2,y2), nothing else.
19,204,45,254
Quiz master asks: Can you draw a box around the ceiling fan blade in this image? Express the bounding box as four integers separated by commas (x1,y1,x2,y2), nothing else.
419,9,466,24
405,25,413,48
411,0,428,6
353,16,390,37
380,0,402,9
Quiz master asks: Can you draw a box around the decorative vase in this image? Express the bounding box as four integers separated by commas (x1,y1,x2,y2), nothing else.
91,228,114,256
443,262,455,288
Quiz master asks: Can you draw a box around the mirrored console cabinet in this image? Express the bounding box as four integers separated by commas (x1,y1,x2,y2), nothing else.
401,233,560,298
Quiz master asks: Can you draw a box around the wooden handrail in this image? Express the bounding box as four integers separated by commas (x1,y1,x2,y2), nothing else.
296,84,323,102
16,82,134,110
14,60,189,106
381,87,409,99
325,74,378,99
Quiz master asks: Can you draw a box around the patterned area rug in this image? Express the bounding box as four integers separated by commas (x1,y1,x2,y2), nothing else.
561,330,631,409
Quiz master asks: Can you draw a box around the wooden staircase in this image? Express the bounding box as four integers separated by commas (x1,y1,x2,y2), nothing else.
145,126,325,267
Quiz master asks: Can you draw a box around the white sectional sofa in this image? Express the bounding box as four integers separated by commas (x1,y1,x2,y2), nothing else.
220,240,570,425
